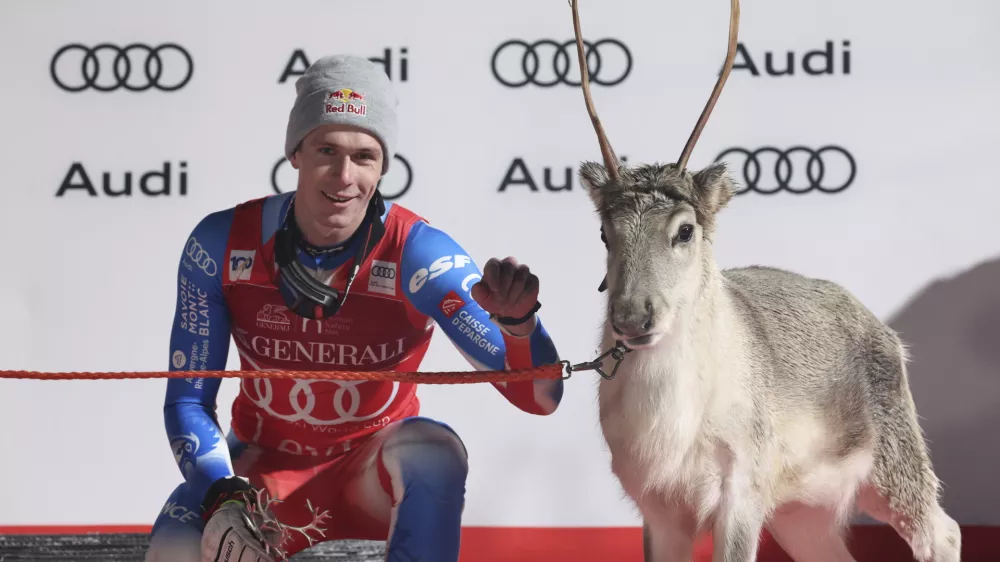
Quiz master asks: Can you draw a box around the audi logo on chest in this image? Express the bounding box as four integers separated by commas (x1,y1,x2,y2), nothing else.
371,265,396,279
714,145,857,195
491,39,632,87
50,43,193,92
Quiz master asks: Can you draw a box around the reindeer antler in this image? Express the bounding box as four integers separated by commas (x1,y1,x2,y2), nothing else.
677,0,741,172
571,0,620,182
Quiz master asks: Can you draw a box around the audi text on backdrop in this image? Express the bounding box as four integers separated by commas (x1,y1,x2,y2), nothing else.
729,40,851,77
497,157,630,192
55,162,188,197
50,43,193,92
278,49,409,83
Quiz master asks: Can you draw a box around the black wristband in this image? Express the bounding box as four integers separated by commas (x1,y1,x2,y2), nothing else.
491,301,541,326
200,476,254,522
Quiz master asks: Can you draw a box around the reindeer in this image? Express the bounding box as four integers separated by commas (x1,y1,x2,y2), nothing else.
566,1,962,560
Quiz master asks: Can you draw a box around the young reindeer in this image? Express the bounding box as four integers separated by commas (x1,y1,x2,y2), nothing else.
566,1,962,561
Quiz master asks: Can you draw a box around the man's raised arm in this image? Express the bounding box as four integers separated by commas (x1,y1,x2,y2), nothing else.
399,220,563,415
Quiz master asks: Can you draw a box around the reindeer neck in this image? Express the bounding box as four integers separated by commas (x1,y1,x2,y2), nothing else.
693,250,728,318
676,245,728,335
642,248,732,388
596,248,734,472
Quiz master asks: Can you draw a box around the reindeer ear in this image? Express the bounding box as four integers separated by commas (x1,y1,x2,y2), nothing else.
579,161,610,209
691,162,735,217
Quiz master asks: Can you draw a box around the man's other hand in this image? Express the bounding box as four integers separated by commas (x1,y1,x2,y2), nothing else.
201,501,276,562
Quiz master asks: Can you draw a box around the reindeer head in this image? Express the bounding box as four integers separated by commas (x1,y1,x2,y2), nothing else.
570,0,741,349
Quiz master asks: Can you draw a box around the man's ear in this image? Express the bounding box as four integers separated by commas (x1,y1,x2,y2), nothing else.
288,150,301,170
691,161,735,217
579,161,610,210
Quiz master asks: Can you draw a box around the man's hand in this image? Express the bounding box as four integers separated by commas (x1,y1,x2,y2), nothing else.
471,257,540,337
201,500,278,562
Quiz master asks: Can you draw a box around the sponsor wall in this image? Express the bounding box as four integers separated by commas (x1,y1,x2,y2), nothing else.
0,0,998,536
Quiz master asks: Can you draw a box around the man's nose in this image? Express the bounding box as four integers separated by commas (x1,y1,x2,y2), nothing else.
333,158,353,183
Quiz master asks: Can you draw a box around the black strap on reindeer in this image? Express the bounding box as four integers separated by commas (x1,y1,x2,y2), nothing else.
598,225,608,292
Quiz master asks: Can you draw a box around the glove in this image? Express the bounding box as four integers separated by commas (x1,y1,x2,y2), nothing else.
199,476,282,562
198,476,332,561
200,500,276,562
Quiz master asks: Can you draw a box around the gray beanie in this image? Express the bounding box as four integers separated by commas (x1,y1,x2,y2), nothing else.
284,54,398,174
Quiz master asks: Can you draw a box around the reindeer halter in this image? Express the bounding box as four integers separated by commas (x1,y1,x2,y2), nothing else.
570,0,742,178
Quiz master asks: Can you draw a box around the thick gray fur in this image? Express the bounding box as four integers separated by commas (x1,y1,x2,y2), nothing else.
580,160,961,562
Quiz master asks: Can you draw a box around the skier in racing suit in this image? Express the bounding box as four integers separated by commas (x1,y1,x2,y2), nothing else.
144,54,563,561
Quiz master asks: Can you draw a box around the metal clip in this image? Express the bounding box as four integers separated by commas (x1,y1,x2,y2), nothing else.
560,342,631,380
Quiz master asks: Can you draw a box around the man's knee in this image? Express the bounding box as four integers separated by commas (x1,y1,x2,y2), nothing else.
144,483,204,562
378,418,467,560
383,417,469,492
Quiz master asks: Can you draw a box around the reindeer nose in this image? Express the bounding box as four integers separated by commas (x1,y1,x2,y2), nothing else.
611,298,655,337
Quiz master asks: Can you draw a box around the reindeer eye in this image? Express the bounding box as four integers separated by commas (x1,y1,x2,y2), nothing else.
677,224,694,243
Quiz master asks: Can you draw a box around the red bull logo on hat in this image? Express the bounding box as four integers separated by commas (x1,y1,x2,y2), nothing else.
325,88,367,116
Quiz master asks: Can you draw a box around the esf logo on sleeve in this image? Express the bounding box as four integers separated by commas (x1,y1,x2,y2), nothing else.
409,255,473,294
229,250,256,281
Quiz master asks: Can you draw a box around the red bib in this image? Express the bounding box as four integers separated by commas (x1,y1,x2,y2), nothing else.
221,197,434,456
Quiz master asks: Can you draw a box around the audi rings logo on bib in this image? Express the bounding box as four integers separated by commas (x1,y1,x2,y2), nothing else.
241,378,400,427
491,39,632,88
50,43,193,93
270,154,412,200
714,145,857,195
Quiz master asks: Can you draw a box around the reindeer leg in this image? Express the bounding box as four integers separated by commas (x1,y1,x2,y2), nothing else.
857,336,961,562
638,499,698,562
712,506,763,562
766,502,856,562
857,483,960,562
711,472,764,562
642,520,652,561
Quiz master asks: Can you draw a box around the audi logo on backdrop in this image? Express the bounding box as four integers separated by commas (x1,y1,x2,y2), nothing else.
270,154,413,200
491,39,632,87
714,146,857,195
50,43,193,92
371,265,396,279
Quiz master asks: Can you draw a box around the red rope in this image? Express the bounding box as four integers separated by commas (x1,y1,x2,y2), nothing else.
0,364,566,384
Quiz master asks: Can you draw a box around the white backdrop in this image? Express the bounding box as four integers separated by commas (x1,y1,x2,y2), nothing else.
0,0,998,529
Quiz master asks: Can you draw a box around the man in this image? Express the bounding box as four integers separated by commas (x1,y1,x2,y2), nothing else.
145,55,564,562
